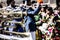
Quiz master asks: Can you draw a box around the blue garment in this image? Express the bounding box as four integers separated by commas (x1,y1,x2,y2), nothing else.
16,24,24,32
20,6,26,12
17,26,24,32
0,26,2,28
12,19,24,32
24,6,40,32
14,18,22,22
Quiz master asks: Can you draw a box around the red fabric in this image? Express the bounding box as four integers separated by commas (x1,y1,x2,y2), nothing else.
48,27,53,33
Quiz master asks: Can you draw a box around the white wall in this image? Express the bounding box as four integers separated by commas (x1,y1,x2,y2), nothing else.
14,0,23,4
0,0,23,4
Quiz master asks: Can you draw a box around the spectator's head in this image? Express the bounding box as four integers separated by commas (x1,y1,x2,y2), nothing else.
23,0,25,4
32,2,37,9
0,2,3,8
58,7,60,12
11,1,15,6
27,0,31,6
10,1,17,8
32,1,37,4
7,0,14,6
58,7,60,15
45,5,48,9
46,7,53,15
32,4,36,10
41,7,45,12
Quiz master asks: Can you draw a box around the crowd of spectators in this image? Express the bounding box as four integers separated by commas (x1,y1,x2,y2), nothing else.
0,0,60,40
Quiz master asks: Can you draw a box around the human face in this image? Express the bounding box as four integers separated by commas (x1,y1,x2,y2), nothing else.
46,9,50,14
32,3,37,9
41,7,44,12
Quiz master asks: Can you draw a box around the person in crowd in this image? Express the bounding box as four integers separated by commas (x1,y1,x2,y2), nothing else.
13,15,24,32
35,5,48,25
53,7,60,38
0,2,3,8
10,1,17,9
6,22,16,35
6,0,18,11
15,23,24,32
0,13,4,32
6,17,23,32
54,8,59,16
56,0,60,8
37,7,54,40
39,7,46,20
0,23,3,34
46,7,54,25
24,3,40,40
6,0,14,6
1,0,60,40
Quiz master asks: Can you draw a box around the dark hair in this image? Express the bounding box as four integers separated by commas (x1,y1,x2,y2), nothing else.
45,5,48,9
0,3,3,8
27,0,31,6
11,1,16,8
28,7,34,11
58,7,60,10
47,7,53,13
7,0,14,6
47,7,54,15
40,7,46,13
11,1,15,4
32,1,37,4
0,13,2,15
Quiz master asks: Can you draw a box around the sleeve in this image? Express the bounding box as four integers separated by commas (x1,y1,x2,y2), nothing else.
27,6,40,15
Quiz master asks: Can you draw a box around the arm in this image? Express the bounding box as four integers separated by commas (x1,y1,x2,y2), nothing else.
27,5,40,15
53,16,58,23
